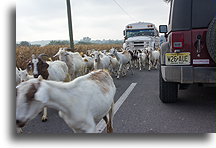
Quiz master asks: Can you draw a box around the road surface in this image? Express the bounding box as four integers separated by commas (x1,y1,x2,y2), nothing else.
20,69,216,134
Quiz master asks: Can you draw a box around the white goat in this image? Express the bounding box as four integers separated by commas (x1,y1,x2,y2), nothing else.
146,47,160,70
16,70,116,133
16,67,21,85
137,49,147,71
19,69,34,82
151,50,160,69
54,48,87,79
82,54,94,73
16,67,22,133
93,51,111,70
108,55,120,77
110,48,133,79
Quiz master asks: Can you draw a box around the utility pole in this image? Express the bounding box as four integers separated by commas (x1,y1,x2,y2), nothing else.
66,0,74,50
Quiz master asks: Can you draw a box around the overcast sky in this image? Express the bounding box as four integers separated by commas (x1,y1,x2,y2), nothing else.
16,0,170,42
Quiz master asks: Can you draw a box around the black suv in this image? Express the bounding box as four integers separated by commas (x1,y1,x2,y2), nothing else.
159,0,216,103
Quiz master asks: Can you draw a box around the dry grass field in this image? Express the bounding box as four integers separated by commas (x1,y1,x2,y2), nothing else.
16,44,122,69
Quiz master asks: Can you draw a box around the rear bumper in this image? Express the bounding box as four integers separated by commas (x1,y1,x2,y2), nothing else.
161,66,216,84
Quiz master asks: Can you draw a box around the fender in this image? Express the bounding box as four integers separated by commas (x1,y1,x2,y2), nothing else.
160,42,170,65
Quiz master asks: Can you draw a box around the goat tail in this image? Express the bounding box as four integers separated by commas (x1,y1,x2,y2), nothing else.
107,101,114,133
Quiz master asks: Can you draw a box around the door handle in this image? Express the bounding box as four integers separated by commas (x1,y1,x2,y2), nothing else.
195,35,202,54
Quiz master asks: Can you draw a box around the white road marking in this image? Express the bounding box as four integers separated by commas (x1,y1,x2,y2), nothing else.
96,83,137,133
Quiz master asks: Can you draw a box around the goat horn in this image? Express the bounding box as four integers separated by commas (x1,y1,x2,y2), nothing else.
63,47,72,51
38,53,49,60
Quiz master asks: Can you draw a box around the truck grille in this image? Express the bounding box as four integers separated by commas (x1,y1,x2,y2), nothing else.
133,41,149,47
134,41,144,44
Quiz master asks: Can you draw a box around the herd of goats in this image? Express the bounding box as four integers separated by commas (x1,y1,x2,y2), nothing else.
15,46,160,133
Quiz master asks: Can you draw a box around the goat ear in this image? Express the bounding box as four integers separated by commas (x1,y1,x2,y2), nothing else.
34,85,49,104
53,53,59,57
26,83,40,103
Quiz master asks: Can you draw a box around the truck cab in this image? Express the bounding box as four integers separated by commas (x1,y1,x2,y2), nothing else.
123,22,160,50
159,0,216,103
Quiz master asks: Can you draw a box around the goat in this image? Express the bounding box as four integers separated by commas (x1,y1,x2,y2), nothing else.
16,67,22,133
151,50,160,69
128,50,139,69
16,67,21,85
27,54,70,122
93,51,111,70
54,48,87,79
15,68,33,134
146,47,160,70
16,70,116,133
19,69,34,82
122,43,127,50
108,55,120,77
82,54,94,73
110,48,133,79
137,49,147,71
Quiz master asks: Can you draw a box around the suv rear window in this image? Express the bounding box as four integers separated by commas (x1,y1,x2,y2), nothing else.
192,0,216,29
168,0,216,32
168,0,192,32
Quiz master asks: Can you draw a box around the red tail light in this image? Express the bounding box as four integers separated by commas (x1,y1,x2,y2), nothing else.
171,32,184,50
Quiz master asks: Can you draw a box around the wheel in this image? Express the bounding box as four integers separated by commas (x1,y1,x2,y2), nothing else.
206,17,216,63
159,67,178,103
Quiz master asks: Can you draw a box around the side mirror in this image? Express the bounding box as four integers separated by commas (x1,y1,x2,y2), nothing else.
123,30,126,36
159,25,168,33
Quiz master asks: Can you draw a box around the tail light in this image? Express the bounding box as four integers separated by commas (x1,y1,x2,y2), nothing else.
171,32,184,50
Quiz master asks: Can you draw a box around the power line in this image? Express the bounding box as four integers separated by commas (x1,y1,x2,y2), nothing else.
112,0,137,22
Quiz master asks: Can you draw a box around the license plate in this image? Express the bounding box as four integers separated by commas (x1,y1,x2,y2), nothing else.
165,52,191,65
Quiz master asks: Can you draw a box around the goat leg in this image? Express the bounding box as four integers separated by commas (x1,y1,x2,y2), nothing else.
41,107,48,122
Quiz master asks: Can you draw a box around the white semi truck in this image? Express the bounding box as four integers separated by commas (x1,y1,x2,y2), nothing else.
123,22,160,50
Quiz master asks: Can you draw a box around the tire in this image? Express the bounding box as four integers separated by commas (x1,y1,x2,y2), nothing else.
206,17,216,63
159,67,178,103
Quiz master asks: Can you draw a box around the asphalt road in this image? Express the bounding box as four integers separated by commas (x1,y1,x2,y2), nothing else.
21,69,216,134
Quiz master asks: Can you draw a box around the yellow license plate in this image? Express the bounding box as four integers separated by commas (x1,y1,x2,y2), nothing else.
165,52,191,65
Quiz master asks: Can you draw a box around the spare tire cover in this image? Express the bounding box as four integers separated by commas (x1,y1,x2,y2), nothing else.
206,17,216,63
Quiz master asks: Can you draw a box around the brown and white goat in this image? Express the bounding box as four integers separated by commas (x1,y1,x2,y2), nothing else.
16,70,116,133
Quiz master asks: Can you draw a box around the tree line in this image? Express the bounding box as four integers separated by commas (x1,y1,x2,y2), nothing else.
17,38,123,47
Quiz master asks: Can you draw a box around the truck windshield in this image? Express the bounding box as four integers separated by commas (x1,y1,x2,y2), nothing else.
126,29,155,38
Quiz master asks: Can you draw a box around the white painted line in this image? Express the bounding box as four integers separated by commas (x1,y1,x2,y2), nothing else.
96,118,106,133
96,83,137,133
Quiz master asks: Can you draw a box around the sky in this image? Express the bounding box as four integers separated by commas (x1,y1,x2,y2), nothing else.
16,0,170,42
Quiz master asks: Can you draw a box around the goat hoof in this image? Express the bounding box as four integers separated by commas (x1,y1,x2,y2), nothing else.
16,128,23,134
107,128,113,133
41,116,48,122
